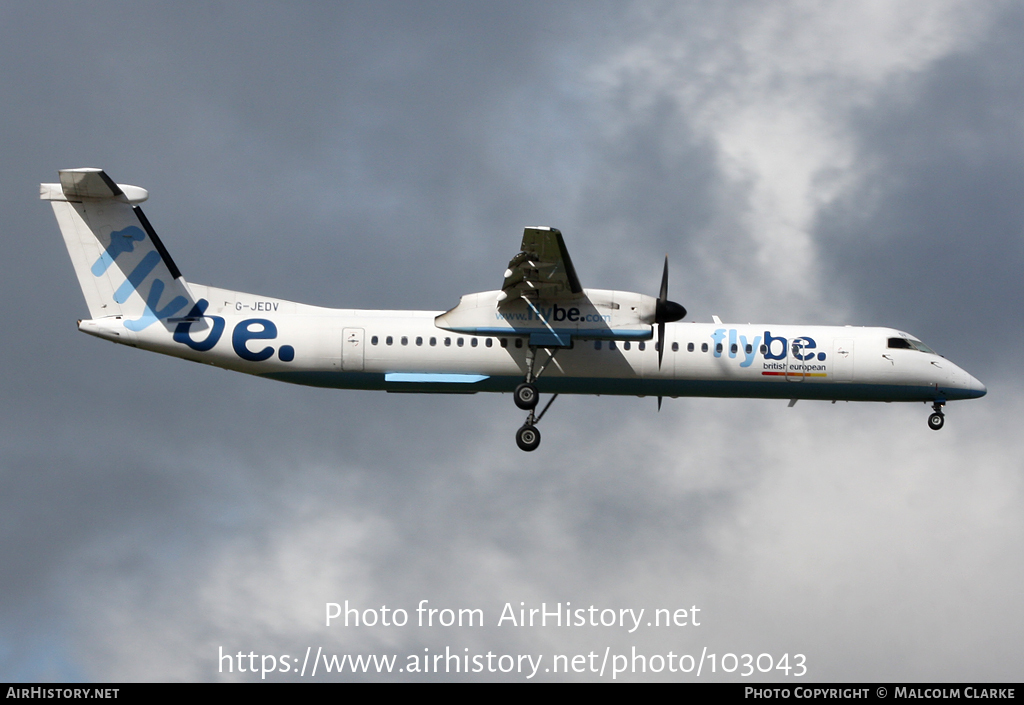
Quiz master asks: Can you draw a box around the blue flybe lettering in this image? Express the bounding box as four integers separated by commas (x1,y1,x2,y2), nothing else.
764,330,788,360
89,225,185,331
173,299,225,351
124,278,188,332
91,226,146,276
711,329,826,366
711,329,727,357
232,318,278,362
113,250,161,304
740,333,761,367
793,336,822,361
173,306,295,362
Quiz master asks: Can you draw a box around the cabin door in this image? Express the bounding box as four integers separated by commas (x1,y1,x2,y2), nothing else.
832,338,854,382
342,328,365,371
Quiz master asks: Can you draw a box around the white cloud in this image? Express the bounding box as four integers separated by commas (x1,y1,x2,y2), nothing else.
589,1,994,319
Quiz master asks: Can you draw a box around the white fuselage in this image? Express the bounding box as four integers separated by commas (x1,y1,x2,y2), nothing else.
80,283,986,404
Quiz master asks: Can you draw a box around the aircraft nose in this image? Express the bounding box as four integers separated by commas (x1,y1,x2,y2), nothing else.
970,375,987,398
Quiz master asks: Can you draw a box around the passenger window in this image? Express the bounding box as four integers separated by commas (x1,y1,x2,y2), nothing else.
430,337,437,346
760,344,767,354
672,342,679,352
746,344,752,354
624,342,631,351
500,338,508,348
371,336,378,345
609,341,617,350
639,342,646,351
594,341,602,350
730,343,737,354
416,337,423,346
486,338,493,348
687,342,694,352
471,338,478,347
386,336,393,346
401,336,408,346
515,339,523,348
701,343,708,353
715,343,722,353
457,338,464,347
444,337,451,347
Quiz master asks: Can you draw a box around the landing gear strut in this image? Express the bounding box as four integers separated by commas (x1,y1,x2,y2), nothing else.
927,401,945,431
514,345,560,451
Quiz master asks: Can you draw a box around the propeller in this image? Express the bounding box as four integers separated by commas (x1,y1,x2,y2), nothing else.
656,255,686,370
655,256,686,412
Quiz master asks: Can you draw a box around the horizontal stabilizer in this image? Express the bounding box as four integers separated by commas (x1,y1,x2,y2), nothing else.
41,167,149,204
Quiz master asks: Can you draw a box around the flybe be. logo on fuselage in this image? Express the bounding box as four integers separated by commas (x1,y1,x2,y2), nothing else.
91,226,295,363
173,300,295,362
710,329,827,368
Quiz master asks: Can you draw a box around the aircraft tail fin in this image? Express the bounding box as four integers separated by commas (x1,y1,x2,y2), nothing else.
41,168,197,330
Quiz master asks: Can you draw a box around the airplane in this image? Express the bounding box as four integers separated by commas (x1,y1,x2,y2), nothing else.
42,168,987,451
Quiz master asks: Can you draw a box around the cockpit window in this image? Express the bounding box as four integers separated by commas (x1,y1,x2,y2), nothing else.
888,337,937,354
909,339,937,355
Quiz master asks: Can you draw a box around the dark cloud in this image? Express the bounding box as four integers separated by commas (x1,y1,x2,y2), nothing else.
817,5,1024,377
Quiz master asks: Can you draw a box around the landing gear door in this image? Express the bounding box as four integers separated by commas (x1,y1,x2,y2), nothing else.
342,327,365,371
833,338,854,382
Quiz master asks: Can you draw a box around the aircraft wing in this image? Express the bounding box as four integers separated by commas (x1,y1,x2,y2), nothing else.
500,226,583,302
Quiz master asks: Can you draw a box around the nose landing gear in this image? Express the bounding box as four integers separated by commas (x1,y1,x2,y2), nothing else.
928,401,945,431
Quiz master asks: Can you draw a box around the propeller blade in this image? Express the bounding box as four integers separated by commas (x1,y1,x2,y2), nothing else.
658,320,665,369
660,255,669,302
657,395,663,411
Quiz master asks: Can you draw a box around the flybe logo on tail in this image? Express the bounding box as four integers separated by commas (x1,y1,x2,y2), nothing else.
91,225,188,331
91,226,145,276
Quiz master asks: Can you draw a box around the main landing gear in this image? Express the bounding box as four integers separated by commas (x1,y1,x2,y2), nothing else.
514,345,560,451
927,401,945,431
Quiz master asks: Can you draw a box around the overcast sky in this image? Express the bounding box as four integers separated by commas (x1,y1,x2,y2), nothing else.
2,1,1021,682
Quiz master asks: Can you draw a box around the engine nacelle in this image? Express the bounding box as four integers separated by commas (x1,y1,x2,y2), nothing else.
434,288,657,346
